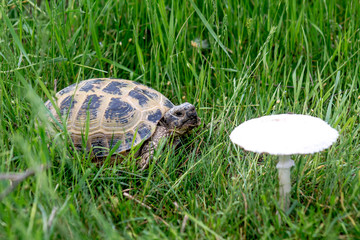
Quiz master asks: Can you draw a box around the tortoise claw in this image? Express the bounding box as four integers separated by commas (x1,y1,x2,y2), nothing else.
139,153,150,171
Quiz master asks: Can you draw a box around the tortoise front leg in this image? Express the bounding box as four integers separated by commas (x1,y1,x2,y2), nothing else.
138,126,169,170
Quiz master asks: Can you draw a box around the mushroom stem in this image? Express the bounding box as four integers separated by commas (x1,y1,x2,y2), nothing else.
276,155,295,211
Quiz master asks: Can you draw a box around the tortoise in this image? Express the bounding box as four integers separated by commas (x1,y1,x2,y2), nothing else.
45,78,201,168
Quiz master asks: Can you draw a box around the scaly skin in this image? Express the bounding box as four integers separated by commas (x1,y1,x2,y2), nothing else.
138,103,201,169
139,126,169,170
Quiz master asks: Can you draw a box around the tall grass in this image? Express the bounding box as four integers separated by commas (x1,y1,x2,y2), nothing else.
0,0,359,239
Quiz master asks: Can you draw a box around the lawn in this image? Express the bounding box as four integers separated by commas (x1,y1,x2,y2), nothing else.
0,0,359,239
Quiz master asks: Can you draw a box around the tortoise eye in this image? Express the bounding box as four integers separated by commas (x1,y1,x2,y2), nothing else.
174,111,184,117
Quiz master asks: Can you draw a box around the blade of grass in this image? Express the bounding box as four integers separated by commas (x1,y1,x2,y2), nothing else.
189,0,236,68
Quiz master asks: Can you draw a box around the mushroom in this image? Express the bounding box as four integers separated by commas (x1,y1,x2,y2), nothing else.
230,114,339,211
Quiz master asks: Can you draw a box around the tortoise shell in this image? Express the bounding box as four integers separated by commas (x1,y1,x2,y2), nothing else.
45,78,174,156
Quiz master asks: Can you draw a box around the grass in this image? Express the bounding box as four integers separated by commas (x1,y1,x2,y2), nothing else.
0,0,359,239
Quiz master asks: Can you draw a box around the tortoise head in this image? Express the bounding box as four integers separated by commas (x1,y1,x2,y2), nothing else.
162,102,201,135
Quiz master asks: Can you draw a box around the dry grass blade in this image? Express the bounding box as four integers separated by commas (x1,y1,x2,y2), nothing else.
0,165,49,201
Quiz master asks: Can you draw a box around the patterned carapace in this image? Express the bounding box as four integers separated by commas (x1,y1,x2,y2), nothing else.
45,78,175,156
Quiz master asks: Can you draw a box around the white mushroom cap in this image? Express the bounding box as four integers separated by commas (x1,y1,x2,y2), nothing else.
230,114,339,155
